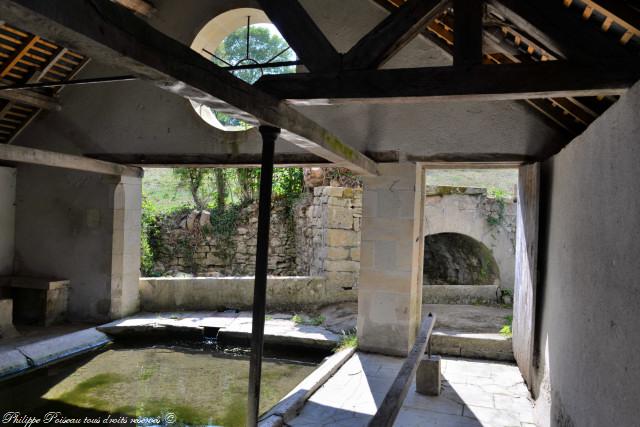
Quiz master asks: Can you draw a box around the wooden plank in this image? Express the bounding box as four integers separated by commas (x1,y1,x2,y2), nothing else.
489,0,631,62
255,61,640,105
453,0,483,67
342,0,449,70
0,143,143,177
0,88,60,110
513,163,540,388
0,34,38,77
369,313,436,427
257,0,341,73
1,0,378,176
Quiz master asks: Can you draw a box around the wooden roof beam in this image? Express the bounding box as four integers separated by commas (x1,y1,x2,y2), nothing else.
0,143,143,177
342,0,449,70
257,0,341,73
1,0,377,176
256,61,640,105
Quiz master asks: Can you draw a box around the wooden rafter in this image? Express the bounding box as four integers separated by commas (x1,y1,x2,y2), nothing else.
563,0,640,46
342,0,450,70
488,0,631,61
381,0,626,136
1,0,378,175
257,0,341,73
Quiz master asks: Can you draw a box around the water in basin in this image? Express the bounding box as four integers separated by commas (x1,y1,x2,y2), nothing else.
0,342,322,426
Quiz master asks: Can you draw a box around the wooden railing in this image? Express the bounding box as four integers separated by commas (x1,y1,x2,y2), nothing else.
369,312,436,427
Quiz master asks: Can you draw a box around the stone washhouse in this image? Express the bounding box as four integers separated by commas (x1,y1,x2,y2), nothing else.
0,1,639,427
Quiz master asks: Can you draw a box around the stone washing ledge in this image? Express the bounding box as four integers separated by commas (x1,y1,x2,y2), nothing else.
98,311,342,351
0,328,110,379
1,311,344,380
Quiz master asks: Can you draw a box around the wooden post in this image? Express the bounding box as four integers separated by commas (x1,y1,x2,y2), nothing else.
453,0,484,67
247,125,280,427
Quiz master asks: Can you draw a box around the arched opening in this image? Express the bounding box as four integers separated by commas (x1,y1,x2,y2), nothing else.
189,8,296,131
423,232,500,286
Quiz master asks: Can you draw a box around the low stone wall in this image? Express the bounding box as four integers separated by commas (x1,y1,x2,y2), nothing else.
139,276,357,312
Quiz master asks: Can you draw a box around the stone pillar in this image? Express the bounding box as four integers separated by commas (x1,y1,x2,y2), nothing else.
357,163,425,356
110,175,142,319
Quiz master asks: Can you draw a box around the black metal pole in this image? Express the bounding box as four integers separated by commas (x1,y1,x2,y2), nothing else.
247,125,280,427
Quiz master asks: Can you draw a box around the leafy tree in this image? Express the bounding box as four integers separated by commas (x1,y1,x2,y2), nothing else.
172,168,212,210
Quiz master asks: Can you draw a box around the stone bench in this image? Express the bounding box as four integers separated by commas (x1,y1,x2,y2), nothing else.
0,298,18,339
7,276,70,326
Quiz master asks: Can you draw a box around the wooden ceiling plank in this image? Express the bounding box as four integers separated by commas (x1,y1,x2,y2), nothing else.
0,34,38,78
0,0,377,175
579,0,640,38
258,0,342,73
342,0,450,70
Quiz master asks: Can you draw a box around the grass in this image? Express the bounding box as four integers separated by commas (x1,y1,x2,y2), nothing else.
292,314,325,326
500,315,513,337
335,332,358,352
143,168,196,213
426,168,518,198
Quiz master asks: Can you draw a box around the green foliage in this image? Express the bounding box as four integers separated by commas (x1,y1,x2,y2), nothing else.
500,315,513,337
272,168,304,198
207,203,247,239
486,188,508,228
172,168,212,210
140,195,162,277
335,332,358,352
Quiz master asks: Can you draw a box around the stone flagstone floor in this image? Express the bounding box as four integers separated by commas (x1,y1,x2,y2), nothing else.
288,353,536,427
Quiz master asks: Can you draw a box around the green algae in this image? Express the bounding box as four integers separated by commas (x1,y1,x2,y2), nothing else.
30,346,317,427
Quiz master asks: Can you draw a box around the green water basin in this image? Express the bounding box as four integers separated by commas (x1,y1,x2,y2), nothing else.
0,343,323,426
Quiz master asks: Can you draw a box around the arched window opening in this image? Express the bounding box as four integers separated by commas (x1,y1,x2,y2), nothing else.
190,8,297,131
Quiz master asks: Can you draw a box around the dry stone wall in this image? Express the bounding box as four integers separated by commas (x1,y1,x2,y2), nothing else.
152,187,362,285
152,200,298,276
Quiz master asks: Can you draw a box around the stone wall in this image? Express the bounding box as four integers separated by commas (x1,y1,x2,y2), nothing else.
152,200,298,277
152,187,362,289
139,276,355,312
294,187,362,291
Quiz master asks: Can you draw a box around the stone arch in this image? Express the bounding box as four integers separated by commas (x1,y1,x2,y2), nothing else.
423,232,500,286
424,190,516,289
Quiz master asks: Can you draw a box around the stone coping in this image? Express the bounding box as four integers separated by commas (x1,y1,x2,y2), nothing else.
140,275,322,281
258,347,357,426
98,311,341,351
1,311,346,381
423,285,499,305
0,327,110,380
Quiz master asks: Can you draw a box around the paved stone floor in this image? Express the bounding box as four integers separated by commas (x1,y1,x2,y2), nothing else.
288,353,535,427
